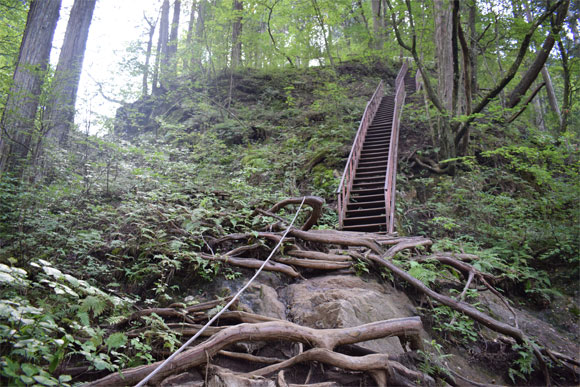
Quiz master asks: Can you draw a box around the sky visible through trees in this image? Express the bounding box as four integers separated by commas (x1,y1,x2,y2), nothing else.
54,0,159,133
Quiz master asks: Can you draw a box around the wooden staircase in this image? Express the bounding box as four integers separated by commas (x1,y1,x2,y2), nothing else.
342,96,394,232
337,62,416,233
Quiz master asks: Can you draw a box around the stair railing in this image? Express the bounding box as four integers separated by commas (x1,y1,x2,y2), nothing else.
337,80,384,229
384,61,408,233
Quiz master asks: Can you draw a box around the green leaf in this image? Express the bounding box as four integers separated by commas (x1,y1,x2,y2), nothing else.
21,363,38,376
105,332,128,351
32,375,57,386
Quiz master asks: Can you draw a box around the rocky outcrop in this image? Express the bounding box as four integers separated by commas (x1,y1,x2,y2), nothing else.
236,274,423,357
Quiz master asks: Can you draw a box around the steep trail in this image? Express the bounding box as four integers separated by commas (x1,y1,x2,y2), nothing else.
338,63,416,232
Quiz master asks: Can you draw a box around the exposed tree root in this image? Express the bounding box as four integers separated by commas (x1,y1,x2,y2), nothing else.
201,253,301,278
87,198,577,386
262,196,324,231
245,347,434,386
86,318,423,386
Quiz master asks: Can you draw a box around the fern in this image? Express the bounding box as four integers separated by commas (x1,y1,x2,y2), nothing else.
80,296,107,317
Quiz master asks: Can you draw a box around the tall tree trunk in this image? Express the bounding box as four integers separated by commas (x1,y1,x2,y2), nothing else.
311,0,335,68
557,38,570,133
231,0,243,68
168,0,181,73
434,0,453,111
154,0,170,93
0,0,61,177
468,0,478,95
506,0,569,109
46,0,96,147
143,15,158,96
433,0,455,162
371,0,384,50
523,1,561,123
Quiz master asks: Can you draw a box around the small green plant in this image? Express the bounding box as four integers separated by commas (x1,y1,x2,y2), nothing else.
508,342,535,383
353,258,370,276
417,339,453,379
432,304,479,344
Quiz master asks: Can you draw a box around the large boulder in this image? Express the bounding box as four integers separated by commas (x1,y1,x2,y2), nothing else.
284,275,420,354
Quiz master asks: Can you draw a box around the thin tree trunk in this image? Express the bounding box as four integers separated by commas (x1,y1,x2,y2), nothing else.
168,0,180,73
557,38,570,133
231,0,243,68
371,0,384,50
0,0,61,176
506,0,569,109
523,1,561,122
311,0,335,68
468,1,478,95
156,0,170,92
143,15,158,96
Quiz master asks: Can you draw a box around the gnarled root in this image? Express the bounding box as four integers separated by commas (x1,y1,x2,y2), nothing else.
85,317,423,386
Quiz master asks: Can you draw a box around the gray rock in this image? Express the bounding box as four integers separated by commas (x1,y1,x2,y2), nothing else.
284,275,419,354
240,283,286,320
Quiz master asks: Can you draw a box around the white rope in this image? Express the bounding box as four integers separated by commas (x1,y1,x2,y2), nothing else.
135,197,306,387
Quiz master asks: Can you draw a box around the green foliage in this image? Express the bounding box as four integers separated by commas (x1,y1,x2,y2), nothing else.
417,339,453,379
402,130,579,300
0,260,133,385
0,0,27,109
508,342,535,383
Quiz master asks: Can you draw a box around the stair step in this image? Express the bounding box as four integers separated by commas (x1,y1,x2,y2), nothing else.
357,162,388,170
353,173,384,180
365,135,391,141
346,208,386,218
347,199,385,209
350,186,383,194
349,195,384,204
363,139,390,146
342,223,386,232
360,152,389,158
343,214,386,226
352,184,383,191
356,163,387,171
360,152,389,160
346,206,386,218
354,175,385,182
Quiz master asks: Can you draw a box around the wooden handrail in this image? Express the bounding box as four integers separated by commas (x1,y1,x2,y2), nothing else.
336,80,384,229
384,61,408,233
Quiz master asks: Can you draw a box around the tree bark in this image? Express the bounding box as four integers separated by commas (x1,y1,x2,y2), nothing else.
45,0,96,147
311,0,335,68
231,0,243,68
433,0,453,111
371,0,384,50
143,15,158,96
0,0,61,176
557,37,570,133
86,318,423,386
506,0,569,109
523,0,561,122
153,0,170,93
453,0,566,147
168,0,181,73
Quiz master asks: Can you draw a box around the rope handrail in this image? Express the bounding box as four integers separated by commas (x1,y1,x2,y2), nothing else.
135,197,307,387
336,80,384,228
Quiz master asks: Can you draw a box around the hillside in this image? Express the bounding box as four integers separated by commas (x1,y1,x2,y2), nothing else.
1,59,578,385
